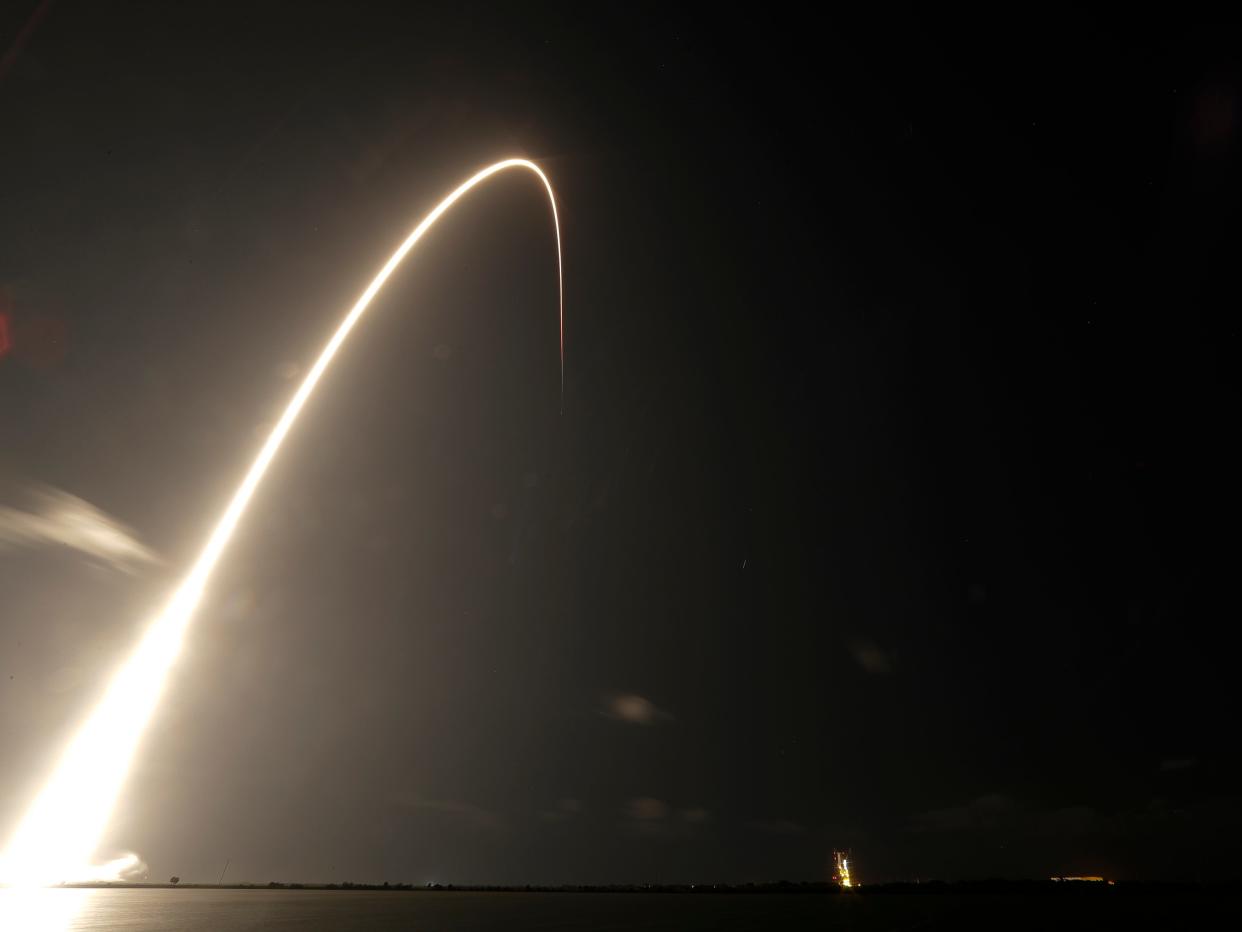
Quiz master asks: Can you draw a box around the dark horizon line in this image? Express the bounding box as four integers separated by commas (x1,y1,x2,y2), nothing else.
31,879,1237,895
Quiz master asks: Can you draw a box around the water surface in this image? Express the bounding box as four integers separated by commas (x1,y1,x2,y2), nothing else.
49,887,1225,930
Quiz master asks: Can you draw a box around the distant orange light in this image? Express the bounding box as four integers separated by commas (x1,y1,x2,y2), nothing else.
1050,876,1108,882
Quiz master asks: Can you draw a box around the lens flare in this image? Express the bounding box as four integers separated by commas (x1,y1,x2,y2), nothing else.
1,159,562,900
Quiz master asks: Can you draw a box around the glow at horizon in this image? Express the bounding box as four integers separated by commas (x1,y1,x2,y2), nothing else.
0,158,563,889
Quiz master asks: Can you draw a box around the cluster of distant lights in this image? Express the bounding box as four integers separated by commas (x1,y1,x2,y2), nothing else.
1052,876,1113,884
834,851,855,888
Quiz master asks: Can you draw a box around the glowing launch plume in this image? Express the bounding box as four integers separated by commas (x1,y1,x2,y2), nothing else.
834,851,855,889
0,158,563,891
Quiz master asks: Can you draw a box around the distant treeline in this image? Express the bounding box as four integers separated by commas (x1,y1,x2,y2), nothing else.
60,879,1238,896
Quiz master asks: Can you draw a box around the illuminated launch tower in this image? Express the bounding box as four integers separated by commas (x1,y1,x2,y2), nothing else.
834,850,855,888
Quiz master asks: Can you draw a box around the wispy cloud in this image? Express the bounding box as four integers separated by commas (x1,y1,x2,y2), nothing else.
910,792,1109,838
622,798,709,838
1159,757,1198,772
601,693,670,725
911,792,1016,832
627,797,668,821
540,798,583,823
0,483,157,572
396,795,503,831
747,819,808,836
850,639,893,674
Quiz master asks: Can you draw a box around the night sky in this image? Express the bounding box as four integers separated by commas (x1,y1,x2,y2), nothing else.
1,5,1239,886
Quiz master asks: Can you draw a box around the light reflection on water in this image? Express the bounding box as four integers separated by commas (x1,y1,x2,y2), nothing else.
0,887,855,931
0,887,92,931
2,886,1192,931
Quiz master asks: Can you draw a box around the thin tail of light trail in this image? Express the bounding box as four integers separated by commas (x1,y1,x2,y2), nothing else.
0,158,563,924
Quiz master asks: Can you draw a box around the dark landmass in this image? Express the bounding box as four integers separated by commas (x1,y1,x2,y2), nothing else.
29,877,1237,932
52,879,1238,896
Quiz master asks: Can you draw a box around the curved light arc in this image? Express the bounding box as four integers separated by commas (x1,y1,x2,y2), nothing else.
0,157,563,889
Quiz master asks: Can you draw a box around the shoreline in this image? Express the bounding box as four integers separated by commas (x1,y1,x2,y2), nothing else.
20,880,1232,895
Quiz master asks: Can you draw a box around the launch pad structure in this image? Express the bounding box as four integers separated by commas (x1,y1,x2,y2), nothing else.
833,851,856,888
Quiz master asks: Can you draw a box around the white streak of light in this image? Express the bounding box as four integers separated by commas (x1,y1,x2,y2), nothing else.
0,159,562,898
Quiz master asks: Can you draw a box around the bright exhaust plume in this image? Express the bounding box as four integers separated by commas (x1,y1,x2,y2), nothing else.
0,158,562,893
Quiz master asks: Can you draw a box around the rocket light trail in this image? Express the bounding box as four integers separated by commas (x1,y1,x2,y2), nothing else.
0,158,563,895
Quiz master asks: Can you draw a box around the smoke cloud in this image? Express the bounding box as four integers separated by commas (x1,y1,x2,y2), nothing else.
0,484,157,572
